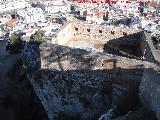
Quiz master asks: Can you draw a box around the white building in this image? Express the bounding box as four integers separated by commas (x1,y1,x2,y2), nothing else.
17,8,45,24
41,0,69,14
86,9,104,24
44,23,62,36
0,1,30,12
115,1,139,16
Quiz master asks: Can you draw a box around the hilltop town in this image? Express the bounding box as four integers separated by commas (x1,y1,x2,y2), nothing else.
0,0,160,120
0,0,159,58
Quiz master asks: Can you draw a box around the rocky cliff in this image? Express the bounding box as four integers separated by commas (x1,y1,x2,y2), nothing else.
22,42,159,120
0,56,48,120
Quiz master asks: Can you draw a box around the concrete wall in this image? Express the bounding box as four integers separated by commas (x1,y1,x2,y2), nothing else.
0,40,7,58
139,69,160,120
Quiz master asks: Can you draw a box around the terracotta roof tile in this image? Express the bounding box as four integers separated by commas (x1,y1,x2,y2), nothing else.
5,19,18,28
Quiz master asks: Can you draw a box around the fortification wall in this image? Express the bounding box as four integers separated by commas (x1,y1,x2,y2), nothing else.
52,21,160,64
71,22,141,41
53,21,142,54
32,43,155,120
53,22,73,45
139,69,160,120
139,31,160,118
22,42,159,120
0,40,7,58
141,32,160,64
53,21,141,43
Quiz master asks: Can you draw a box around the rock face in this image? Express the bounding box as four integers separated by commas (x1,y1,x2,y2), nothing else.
23,42,158,120
21,41,41,72
0,58,48,120
114,109,157,120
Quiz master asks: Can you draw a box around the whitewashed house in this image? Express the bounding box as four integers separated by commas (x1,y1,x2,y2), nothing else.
86,9,104,24
17,8,45,24
41,0,69,14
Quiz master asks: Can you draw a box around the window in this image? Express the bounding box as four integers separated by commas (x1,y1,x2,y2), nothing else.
75,27,78,31
111,31,115,35
99,30,102,33
123,32,127,36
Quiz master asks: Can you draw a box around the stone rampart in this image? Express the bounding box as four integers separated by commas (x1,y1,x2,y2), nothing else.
139,69,160,120
30,43,158,120
52,22,73,45
141,32,160,64
0,39,8,58
22,41,159,120
52,21,142,54
52,21,160,65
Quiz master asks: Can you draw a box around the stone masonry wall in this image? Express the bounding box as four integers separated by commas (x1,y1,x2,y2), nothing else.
52,22,73,45
52,21,142,53
28,43,158,120
0,40,7,58
139,69,160,120
141,32,160,64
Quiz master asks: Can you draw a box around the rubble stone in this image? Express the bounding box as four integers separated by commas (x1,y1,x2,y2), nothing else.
22,42,158,120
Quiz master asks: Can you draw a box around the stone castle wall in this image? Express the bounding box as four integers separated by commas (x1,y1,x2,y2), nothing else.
52,22,73,45
52,21,142,53
52,21,160,64
22,41,159,120
142,32,160,64
30,43,158,120
0,40,7,58
139,69,160,120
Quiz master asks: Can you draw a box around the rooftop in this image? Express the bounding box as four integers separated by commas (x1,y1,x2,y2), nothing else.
5,19,18,28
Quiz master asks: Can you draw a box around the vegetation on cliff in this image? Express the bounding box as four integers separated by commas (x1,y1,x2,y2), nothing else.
7,32,25,54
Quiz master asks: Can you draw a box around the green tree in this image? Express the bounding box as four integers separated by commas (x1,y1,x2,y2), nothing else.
7,32,24,54
9,32,21,45
30,30,46,42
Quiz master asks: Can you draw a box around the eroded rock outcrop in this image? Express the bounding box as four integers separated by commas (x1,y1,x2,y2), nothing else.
0,58,48,120
22,42,158,120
